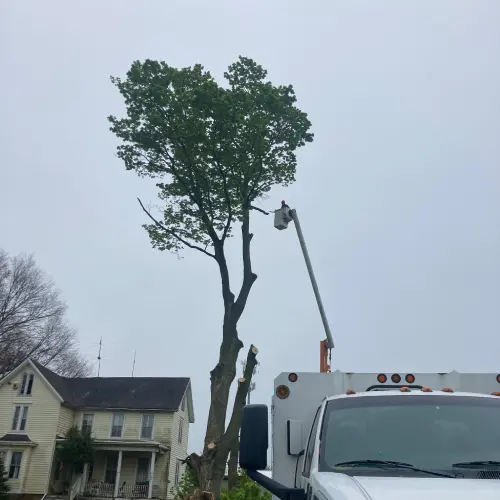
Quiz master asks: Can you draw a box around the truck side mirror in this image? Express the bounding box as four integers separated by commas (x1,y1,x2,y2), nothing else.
240,405,307,500
240,404,268,470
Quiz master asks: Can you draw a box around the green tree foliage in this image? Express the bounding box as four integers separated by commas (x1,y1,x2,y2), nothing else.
57,426,95,474
109,56,312,255
220,472,271,500
109,56,312,497
0,456,9,500
173,466,199,500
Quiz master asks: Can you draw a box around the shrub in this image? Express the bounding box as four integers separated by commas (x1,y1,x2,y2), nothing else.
173,465,199,500
0,456,9,500
220,472,271,500
57,426,95,474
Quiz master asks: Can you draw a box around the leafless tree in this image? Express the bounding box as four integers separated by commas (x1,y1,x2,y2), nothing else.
0,249,91,377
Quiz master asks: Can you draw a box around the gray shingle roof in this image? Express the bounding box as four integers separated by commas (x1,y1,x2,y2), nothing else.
0,433,33,442
32,360,189,411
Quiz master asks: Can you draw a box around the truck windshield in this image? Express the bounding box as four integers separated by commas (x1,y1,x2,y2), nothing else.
319,395,500,473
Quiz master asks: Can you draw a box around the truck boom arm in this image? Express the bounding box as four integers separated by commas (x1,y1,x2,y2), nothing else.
274,201,335,372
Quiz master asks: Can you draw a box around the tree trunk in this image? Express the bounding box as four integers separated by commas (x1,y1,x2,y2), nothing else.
195,457,226,500
187,210,258,499
188,340,258,498
227,438,239,490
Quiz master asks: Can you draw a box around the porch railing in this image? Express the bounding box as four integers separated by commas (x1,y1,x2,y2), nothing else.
70,475,83,500
83,481,151,498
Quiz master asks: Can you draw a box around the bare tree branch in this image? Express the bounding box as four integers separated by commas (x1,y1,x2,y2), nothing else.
137,198,216,259
233,209,257,322
213,244,234,307
249,205,269,215
0,250,91,377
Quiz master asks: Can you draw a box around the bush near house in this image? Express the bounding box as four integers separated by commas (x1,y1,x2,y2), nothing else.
173,466,199,500
173,466,270,500
57,426,96,475
0,456,9,500
220,472,271,500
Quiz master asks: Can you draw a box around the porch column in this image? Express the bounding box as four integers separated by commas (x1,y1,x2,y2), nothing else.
81,463,89,493
114,451,123,498
147,451,156,499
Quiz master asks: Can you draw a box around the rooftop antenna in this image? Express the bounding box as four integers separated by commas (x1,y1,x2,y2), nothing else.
131,350,136,377
97,337,102,377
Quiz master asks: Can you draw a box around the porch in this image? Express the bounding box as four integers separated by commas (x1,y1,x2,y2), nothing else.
51,439,170,499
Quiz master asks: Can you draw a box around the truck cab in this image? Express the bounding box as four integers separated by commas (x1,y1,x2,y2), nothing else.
240,371,500,500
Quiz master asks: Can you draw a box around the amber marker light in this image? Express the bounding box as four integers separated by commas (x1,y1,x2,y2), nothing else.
276,385,290,399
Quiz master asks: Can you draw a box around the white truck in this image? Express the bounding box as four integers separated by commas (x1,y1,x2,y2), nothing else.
239,370,500,500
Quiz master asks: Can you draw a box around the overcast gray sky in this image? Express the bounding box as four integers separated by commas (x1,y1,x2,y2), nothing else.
1,1,499,453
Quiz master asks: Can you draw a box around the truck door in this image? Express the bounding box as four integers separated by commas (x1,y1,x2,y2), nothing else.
300,406,321,500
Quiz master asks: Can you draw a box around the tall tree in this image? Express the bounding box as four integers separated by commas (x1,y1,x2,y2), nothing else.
0,250,91,377
109,56,313,497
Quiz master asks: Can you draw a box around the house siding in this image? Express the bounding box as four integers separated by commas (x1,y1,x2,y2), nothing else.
73,409,175,443
120,453,138,484
73,409,185,498
155,452,170,498
0,367,61,494
57,405,75,436
74,410,114,440
167,400,189,497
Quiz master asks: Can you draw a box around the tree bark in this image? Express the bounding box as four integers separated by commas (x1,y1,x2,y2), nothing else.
189,343,258,498
227,438,239,490
187,209,258,499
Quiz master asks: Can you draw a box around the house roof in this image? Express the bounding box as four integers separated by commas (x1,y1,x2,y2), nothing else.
31,360,190,411
0,433,33,442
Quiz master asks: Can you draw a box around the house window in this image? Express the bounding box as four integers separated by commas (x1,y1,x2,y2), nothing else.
178,417,184,444
11,405,29,432
181,396,186,411
9,451,22,479
82,413,94,435
141,414,154,440
104,455,118,484
174,460,181,486
110,413,124,438
136,457,150,484
19,373,34,395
